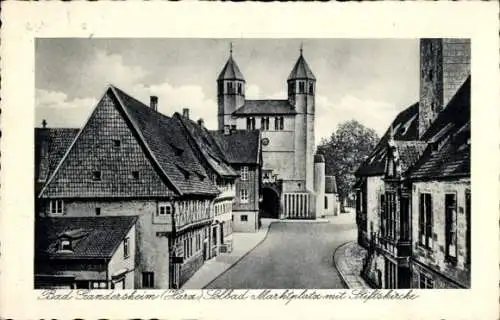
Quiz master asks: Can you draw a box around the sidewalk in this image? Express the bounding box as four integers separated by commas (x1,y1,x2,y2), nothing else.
181,219,274,289
333,241,372,289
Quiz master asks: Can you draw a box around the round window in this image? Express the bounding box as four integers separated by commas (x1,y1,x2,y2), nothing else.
262,138,270,146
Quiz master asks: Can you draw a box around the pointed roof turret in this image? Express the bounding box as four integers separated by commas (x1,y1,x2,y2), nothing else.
217,43,245,81
288,48,316,81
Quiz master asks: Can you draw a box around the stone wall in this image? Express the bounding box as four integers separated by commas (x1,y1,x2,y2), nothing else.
108,225,136,289
411,179,471,288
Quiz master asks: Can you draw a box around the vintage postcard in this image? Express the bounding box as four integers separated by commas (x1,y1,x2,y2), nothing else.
1,2,498,319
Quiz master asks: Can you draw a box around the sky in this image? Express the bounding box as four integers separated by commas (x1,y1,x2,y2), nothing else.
35,38,420,144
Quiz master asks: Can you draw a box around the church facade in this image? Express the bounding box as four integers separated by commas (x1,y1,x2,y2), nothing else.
216,49,325,220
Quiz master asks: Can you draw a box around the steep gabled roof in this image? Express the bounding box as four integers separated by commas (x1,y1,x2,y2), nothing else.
211,130,261,165
288,54,316,81
35,216,137,260
355,102,419,176
233,100,297,116
388,140,428,174
35,128,79,184
217,56,245,81
39,86,219,198
174,113,238,178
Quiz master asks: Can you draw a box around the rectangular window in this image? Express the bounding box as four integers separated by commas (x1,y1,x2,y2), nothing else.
324,196,328,209
95,207,101,216
419,273,434,289
241,215,248,222
158,204,172,216
227,82,234,94
131,171,139,180
237,83,242,94
309,82,314,95
49,199,64,215
445,193,457,262
419,193,433,249
400,196,410,241
380,194,386,236
274,117,279,130
142,272,154,288
60,239,72,251
246,117,255,130
299,81,305,93
113,139,121,148
240,166,249,181
240,189,249,203
123,237,129,259
92,171,101,181
91,281,108,289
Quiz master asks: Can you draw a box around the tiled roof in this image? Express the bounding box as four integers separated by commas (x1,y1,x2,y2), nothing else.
217,56,245,81
233,100,297,115
409,124,470,180
175,113,238,178
355,102,419,176
112,87,220,195
39,86,220,198
409,78,471,180
211,130,261,165
35,216,137,259
391,140,428,174
288,54,316,80
325,175,337,194
421,76,470,141
35,128,79,184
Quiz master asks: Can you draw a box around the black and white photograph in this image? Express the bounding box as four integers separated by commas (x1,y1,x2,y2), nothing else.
33,38,470,290
1,2,498,320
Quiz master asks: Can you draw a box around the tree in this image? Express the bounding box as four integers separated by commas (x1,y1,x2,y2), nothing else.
317,120,379,212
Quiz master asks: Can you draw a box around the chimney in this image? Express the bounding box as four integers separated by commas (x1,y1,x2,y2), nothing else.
42,119,47,128
197,118,205,127
182,108,190,119
150,96,158,111
418,38,470,138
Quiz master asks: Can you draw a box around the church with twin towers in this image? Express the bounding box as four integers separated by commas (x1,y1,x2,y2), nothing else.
216,45,338,220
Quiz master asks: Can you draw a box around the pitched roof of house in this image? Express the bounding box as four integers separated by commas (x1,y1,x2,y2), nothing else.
288,54,316,80
35,216,137,260
217,56,245,81
408,78,471,180
391,140,428,174
325,175,337,194
232,100,297,116
39,86,220,198
420,76,470,141
174,113,238,178
35,128,79,184
355,102,419,176
211,130,261,165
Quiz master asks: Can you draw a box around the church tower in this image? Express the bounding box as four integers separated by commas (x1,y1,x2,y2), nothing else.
217,45,245,131
287,48,316,192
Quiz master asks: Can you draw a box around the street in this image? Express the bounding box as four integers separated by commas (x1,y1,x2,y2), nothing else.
205,217,357,289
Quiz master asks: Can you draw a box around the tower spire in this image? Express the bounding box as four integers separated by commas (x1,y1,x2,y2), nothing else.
230,42,233,57
300,42,303,56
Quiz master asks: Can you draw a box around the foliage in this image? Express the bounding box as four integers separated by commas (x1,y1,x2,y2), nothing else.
317,120,379,208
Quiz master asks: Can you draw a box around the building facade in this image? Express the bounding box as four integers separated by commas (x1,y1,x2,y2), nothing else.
356,38,471,289
216,49,324,219
36,86,224,289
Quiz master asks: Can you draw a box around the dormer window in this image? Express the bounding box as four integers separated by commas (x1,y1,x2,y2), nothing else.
92,171,101,181
113,139,121,148
60,239,72,251
169,143,184,156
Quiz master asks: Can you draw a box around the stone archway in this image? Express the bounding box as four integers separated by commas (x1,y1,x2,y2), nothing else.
261,186,281,219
